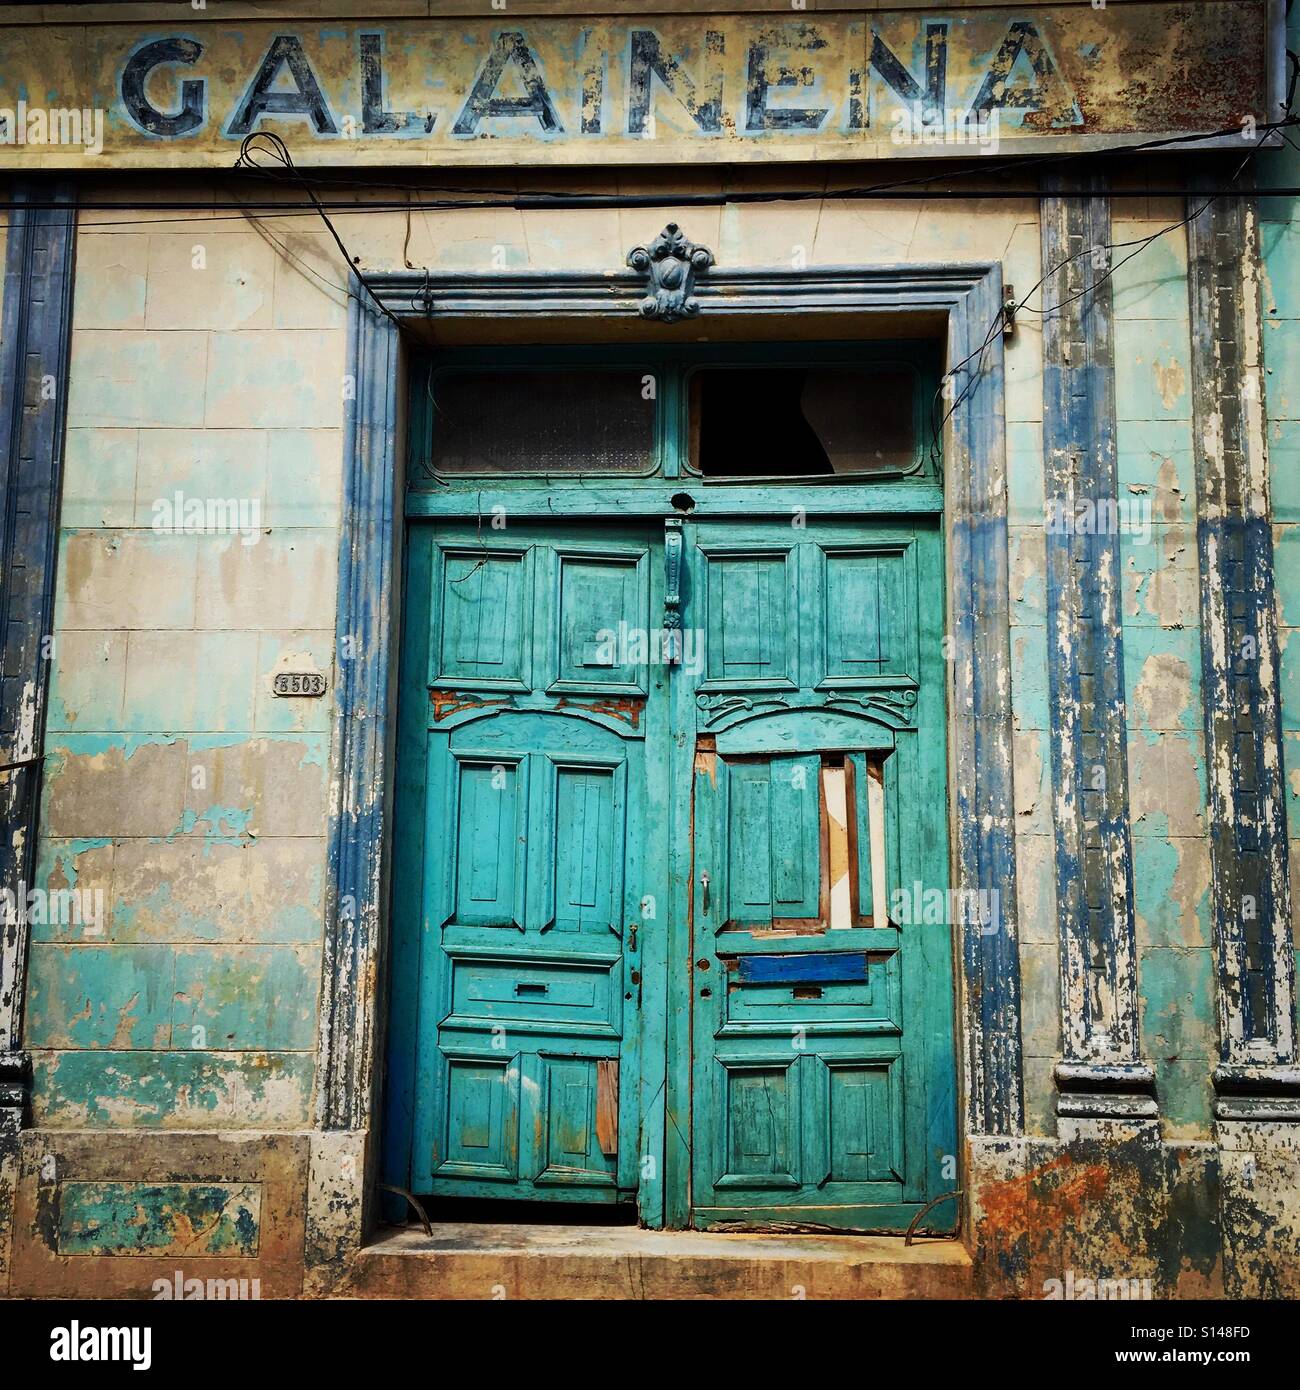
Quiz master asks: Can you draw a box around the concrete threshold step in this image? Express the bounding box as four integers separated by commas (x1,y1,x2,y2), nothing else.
348,1222,974,1299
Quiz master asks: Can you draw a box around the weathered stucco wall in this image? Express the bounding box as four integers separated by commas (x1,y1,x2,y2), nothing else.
24,179,1050,1135
26,191,347,1127
4,142,1298,1294
1110,196,1214,1138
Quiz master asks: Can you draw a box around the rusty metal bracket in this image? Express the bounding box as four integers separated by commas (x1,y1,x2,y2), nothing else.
379,1182,433,1237
1002,285,1017,338
904,1188,963,1245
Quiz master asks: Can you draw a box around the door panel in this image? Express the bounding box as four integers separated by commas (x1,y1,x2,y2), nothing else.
394,521,661,1204
684,518,954,1232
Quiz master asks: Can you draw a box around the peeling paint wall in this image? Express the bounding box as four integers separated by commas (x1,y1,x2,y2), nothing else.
1261,12,1300,1057
26,175,1048,1140
26,193,347,1128
1108,186,1215,1137
3,29,1297,1289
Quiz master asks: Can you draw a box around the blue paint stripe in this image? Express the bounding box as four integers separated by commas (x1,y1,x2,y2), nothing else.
0,182,76,1075
735,952,868,984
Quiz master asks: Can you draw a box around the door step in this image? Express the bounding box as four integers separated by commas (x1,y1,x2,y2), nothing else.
346,1223,973,1300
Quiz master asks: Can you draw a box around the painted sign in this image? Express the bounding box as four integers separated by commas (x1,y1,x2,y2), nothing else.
0,3,1278,169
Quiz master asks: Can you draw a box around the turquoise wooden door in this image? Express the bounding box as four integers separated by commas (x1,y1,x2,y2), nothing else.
679,517,956,1232
386,519,665,1203
388,512,955,1227
385,340,957,1227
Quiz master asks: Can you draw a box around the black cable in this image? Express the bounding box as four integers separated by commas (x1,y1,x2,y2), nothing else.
48,105,1300,207
233,131,403,329
12,182,1300,223
7,110,1300,219
224,113,1288,345
925,102,1294,463
228,174,356,304
226,104,1298,451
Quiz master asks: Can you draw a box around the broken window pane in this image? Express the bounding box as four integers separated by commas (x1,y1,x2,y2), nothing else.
862,753,890,929
726,751,891,933
690,366,917,477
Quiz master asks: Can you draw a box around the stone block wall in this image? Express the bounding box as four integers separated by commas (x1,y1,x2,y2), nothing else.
26,206,347,1130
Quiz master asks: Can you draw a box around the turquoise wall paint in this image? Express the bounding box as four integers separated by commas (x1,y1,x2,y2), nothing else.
1111,200,1214,1135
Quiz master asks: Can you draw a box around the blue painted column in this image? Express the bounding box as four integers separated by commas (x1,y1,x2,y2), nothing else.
1187,181,1299,1119
946,263,1025,1137
0,182,76,1136
1041,172,1154,1119
316,283,402,1134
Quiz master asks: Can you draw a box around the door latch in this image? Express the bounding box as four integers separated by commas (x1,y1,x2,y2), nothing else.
700,870,710,915
663,517,683,665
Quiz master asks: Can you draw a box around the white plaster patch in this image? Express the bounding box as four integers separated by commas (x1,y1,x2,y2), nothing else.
1134,652,1192,731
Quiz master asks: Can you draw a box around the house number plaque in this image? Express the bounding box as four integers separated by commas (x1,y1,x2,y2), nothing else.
272,672,327,697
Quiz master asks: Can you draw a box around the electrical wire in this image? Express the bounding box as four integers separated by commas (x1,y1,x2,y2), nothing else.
7,106,1300,221
10,182,1300,222
925,98,1297,464
10,81,1293,398
233,131,404,329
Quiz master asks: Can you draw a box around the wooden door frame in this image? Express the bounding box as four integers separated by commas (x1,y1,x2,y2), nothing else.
313,261,1024,1254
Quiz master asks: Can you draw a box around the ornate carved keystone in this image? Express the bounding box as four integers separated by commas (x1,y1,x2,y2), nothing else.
626,223,714,323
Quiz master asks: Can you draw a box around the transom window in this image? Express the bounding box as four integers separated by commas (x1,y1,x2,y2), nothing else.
409,344,939,485
426,367,658,475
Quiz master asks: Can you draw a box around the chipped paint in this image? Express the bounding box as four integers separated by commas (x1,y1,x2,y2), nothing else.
55,1181,261,1257
1041,175,1148,1116
1153,356,1188,411
1187,186,1298,1101
0,185,75,1102
1134,652,1193,732
0,8,1295,1290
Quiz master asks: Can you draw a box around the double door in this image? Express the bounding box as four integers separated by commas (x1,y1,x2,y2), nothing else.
384,512,955,1231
